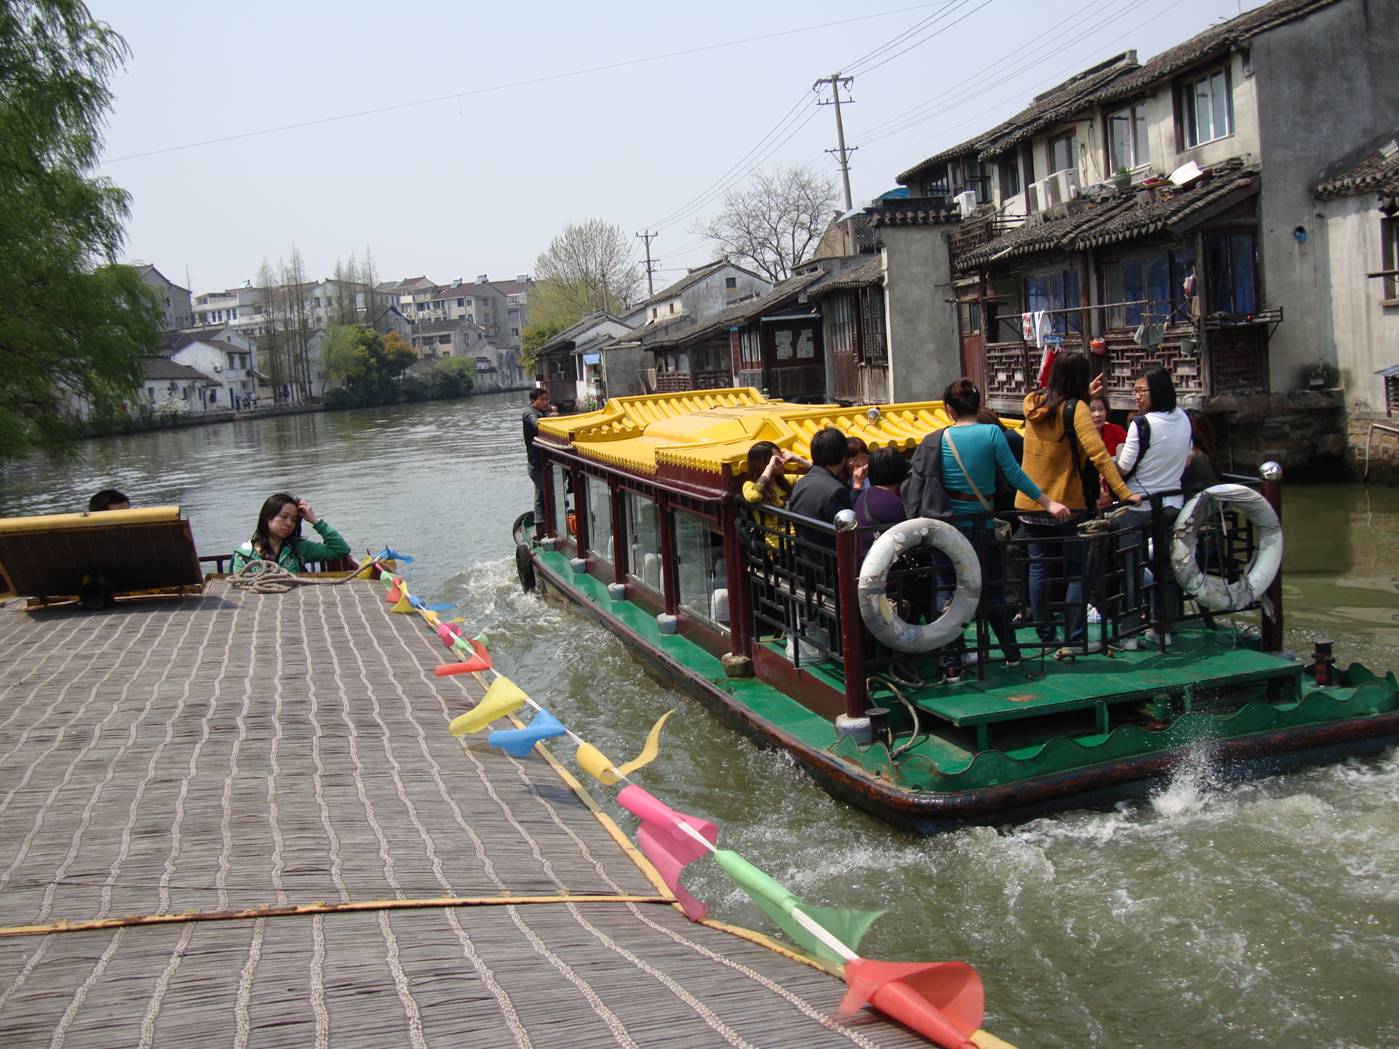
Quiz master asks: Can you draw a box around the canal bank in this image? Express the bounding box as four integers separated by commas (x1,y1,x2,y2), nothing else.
1,393,1396,1047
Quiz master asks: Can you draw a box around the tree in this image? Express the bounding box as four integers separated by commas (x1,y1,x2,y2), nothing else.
0,0,161,457
695,165,839,283
531,218,640,328
320,325,414,409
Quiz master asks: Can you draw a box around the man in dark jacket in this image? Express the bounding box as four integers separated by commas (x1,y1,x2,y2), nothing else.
523,388,551,538
788,427,854,529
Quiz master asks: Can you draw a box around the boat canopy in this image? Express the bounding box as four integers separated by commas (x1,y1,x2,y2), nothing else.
534,387,1014,478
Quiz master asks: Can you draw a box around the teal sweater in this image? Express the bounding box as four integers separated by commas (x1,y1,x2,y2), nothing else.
940,423,1042,513
231,519,350,573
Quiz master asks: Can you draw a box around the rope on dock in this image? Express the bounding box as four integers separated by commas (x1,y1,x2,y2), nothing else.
0,893,674,939
228,560,356,593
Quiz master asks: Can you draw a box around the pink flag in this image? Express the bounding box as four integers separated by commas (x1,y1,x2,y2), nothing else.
617,784,717,922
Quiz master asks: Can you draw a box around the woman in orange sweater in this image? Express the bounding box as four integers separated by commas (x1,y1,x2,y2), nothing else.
1016,353,1140,652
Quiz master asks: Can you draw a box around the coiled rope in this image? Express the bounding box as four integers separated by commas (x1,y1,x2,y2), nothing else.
228,560,357,594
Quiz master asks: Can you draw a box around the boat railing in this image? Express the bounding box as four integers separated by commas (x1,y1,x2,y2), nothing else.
741,481,1278,717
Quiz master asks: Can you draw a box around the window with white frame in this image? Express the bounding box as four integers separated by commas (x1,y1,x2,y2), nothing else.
1183,68,1233,147
1107,102,1149,172
1048,129,1077,175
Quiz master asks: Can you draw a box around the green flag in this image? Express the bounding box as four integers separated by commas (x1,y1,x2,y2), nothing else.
713,850,883,964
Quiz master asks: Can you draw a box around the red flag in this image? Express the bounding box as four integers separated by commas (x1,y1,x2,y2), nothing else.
617,784,716,921
840,959,983,1049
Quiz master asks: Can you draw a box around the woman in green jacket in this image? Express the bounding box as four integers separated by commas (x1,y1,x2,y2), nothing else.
231,493,350,573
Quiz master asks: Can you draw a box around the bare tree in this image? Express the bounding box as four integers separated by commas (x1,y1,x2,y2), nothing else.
532,219,641,326
696,165,839,283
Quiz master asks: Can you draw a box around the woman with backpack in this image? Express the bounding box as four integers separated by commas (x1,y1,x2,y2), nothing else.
904,379,1071,676
1017,353,1140,656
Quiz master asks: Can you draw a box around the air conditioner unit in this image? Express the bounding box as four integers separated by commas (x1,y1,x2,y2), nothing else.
1053,168,1080,202
1026,181,1042,213
1038,176,1061,207
955,190,978,218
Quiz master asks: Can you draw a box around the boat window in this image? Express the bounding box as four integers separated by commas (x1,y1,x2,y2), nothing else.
675,511,727,627
586,475,612,564
626,492,662,593
547,465,567,536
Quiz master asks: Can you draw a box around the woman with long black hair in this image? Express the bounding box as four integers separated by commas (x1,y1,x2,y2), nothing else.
1016,354,1139,654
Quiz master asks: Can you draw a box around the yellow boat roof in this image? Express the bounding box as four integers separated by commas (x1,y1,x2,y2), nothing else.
535,388,1017,478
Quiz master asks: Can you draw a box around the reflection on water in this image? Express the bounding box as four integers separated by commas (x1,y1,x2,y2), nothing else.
2,402,1397,1047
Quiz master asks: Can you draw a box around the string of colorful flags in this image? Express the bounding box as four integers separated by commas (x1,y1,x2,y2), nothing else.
361,559,997,1049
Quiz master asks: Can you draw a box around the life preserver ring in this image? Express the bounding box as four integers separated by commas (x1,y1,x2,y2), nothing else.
857,518,981,653
1170,484,1282,612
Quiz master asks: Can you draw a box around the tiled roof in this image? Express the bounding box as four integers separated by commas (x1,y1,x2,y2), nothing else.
636,259,735,309
1315,133,1399,199
142,358,216,382
975,53,1140,158
808,256,883,294
867,201,961,227
897,53,1138,183
717,268,826,326
957,159,1258,268
535,311,629,355
1081,0,1341,112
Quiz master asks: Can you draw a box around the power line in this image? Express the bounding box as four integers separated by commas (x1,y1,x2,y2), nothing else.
848,0,994,78
854,0,1128,146
103,2,959,164
647,0,996,232
857,0,1193,171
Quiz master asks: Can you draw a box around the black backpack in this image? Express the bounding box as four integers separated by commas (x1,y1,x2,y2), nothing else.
1118,415,1152,482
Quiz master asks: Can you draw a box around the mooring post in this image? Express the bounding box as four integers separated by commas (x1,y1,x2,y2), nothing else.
834,510,868,718
1260,461,1284,652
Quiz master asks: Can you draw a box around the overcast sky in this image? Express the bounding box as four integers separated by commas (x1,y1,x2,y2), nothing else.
91,0,1259,295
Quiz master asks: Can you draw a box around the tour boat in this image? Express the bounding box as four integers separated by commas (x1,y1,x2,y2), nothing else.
514,388,1399,831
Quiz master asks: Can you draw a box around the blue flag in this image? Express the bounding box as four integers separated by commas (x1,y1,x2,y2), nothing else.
374,547,415,564
488,709,566,757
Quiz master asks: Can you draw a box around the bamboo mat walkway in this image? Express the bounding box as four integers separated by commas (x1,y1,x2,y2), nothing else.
0,582,935,1048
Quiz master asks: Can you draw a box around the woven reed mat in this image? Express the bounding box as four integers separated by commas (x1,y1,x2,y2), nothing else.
0,585,940,1048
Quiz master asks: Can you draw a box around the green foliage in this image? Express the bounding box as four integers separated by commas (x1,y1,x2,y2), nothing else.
0,1,161,458
520,318,567,372
322,326,472,409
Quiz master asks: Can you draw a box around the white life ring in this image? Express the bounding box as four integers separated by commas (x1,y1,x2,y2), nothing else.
857,518,981,653
1170,484,1282,612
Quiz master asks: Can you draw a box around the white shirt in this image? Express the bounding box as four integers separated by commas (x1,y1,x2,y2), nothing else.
1115,407,1192,508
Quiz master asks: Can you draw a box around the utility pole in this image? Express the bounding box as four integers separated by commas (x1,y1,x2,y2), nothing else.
636,230,660,297
814,73,856,213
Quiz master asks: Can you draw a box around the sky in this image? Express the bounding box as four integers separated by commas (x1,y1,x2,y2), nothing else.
90,0,1261,296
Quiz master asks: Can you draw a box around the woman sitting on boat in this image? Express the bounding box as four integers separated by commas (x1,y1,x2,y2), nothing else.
231,493,351,573
907,379,1071,674
741,442,808,548
1017,355,1139,655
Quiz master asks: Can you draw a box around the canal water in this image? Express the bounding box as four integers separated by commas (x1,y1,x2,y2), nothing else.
2,392,1396,1048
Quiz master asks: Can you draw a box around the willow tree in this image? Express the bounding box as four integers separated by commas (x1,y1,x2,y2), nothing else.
523,219,640,367
0,0,160,457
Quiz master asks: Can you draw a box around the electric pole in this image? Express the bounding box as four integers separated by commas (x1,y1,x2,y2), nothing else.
814,73,856,213
636,230,660,297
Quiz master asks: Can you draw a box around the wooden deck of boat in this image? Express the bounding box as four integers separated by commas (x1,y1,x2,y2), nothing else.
0,581,935,1049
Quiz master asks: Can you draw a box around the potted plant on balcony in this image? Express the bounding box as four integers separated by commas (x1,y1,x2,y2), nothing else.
1113,166,1132,190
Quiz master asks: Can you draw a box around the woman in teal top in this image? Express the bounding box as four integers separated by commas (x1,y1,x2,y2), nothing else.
230,493,351,573
923,380,1068,676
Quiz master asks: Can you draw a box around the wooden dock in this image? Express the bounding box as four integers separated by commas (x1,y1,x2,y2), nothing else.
0,581,941,1048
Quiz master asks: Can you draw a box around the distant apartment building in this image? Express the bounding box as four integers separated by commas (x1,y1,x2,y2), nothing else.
132,263,193,331
380,273,533,353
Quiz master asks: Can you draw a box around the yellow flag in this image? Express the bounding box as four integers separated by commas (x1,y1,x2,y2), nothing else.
616,709,674,777
352,561,378,580
390,594,415,614
576,742,622,785
449,677,528,736
575,710,674,786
